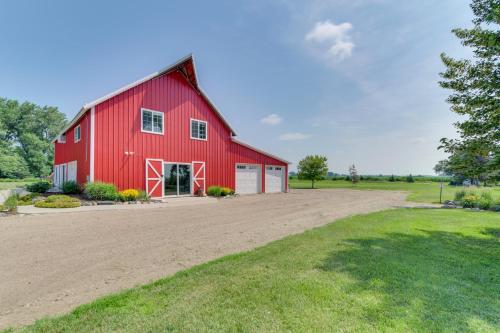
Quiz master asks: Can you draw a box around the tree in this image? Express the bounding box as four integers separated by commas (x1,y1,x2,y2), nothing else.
0,98,66,177
348,164,360,184
406,174,415,183
297,155,328,188
388,174,396,182
438,0,499,184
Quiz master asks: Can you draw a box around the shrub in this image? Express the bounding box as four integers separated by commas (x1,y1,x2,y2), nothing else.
454,190,467,202
26,181,51,193
17,193,38,206
137,191,150,202
406,174,415,183
34,194,80,208
462,194,480,208
388,175,396,182
84,182,118,201
1,195,18,212
118,189,140,201
220,187,235,196
478,192,493,210
35,196,80,208
207,186,222,197
62,181,82,194
45,194,77,203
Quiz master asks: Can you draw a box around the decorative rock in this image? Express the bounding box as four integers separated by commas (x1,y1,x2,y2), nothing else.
96,201,115,205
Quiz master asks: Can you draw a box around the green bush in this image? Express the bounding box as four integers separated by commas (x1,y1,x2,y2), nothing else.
45,194,77,202
137,191,150,202
34,194,80,208
462,194,480,208
406,174,415,183
1,195,18,212
62,181,82,194
26,181,51,193
207,186,222,197
454,190,467,202
220,187,235,196
84,182,118,200
17,193,38,206
478,192,493,210
34,201,80,208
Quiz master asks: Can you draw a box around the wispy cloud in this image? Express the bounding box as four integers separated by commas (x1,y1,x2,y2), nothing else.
305,20,355,62
279,132,311,141
260,113,282,125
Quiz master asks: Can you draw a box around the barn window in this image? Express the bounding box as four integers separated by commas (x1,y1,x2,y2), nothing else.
59,133,66,143
190,119,207,140
74,125,81,143
141,108,164,134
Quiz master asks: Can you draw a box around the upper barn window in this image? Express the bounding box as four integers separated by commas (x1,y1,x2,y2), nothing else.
141,108,164,134
74,125,81,143
190,119,207,140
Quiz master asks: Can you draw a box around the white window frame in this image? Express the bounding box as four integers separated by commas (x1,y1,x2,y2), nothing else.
59,133,66,143
74,125,81,143
141,108,164,135
190,118,208,141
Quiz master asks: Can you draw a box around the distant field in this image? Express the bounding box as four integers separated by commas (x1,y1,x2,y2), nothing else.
0,179,37,190
289,179,500,203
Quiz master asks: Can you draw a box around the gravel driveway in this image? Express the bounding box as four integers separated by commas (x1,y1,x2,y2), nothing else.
0,189,409,329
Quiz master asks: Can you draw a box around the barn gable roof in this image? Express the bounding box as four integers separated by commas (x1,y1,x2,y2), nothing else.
54,54,236,142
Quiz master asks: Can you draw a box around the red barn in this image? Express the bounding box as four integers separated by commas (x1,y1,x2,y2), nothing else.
53,54,289,198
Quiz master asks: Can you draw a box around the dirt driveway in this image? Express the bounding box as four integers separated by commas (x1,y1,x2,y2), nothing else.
0,189,409,329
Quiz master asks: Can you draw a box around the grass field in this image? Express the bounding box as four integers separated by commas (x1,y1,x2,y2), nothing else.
8,209,499,332
289,179,500,203
0,179,37,190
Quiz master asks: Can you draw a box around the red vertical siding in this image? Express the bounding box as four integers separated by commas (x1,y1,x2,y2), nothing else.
54,113,90,184
87,70,287,192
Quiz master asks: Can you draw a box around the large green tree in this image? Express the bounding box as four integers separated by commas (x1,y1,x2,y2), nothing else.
0,98,67,177
437,0,499,184
297,155,328,189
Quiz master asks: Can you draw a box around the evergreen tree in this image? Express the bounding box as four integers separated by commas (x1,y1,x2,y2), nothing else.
438,0,499,184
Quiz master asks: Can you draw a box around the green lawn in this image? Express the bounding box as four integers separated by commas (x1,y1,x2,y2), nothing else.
0,179,37,190
8,209,499,332
289,179,500,203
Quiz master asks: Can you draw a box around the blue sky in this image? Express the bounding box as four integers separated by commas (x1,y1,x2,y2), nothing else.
0,0,473,174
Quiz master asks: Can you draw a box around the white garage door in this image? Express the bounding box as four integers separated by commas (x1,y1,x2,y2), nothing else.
235,164,261,194
265,166,284,193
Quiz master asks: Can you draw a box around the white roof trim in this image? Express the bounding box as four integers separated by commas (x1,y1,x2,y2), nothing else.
53,54,236,142
231,138,291,165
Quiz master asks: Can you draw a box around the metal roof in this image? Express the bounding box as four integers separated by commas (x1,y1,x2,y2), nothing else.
53,54,236,142
231,138,291,165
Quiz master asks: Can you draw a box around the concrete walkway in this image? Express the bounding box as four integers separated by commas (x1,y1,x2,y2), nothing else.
16,196,218,214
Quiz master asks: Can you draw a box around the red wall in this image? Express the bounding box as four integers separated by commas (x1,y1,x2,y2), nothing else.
54,113,90,184
92,70,288,192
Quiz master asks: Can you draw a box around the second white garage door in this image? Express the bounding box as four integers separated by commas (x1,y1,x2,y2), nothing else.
265,166,284,193
235,164,261,194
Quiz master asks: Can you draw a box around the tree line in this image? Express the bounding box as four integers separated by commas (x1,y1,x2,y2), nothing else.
0,98,67,178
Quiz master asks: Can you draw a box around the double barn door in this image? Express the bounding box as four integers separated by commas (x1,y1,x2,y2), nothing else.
146,159,205,198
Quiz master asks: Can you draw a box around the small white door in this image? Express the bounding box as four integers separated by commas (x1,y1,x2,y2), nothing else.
265,166,284,193
235,164,261,194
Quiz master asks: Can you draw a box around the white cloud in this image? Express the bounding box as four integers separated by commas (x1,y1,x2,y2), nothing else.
279,132,311,141
305,20,355,62
260,113,282,125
